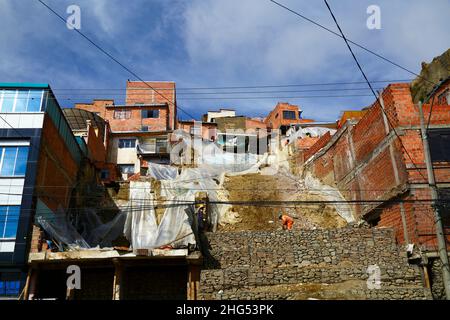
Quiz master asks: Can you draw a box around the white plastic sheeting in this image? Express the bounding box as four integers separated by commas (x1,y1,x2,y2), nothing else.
303,172,355,223
171,129,260,173
147,163,178,180
123,181,196,250
36,207,126,250
287,126,336,142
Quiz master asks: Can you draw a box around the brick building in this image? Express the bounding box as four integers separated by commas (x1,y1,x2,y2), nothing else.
178,120,218,141
301,83,450,252
264,102,314,134
63,108,119,183
75,81,177,178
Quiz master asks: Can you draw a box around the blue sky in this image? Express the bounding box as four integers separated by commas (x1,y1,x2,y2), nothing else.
0,0,449,121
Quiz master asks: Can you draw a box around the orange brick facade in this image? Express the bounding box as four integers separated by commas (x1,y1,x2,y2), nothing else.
303,83,450,250
35,114,80,212
265,102,314,130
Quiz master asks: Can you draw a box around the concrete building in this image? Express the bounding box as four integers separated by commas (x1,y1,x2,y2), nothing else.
178,120,218,141
212,116,268,154
0,83,91,298
202,109,236,123
75,81,177,179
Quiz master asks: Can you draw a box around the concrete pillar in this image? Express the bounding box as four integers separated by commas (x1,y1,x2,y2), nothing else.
25,266,39,300
187,264,200,300
112,259,123,300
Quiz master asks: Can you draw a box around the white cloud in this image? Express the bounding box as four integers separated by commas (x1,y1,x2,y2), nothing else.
0,0,448,119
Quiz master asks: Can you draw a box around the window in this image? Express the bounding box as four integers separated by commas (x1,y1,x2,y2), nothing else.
118,164,135,174
283,110,296,120
438,188,450,228
141,126,149,132
0,146,29,176
141,110,159,118
437,89,449,105
100,169,110,180
156,138,168,153
429,129,450,162
0,89,43,113
113,109,131,119
298,110,303,119
118,139,136,149
0,206,20,239
0,273,21,297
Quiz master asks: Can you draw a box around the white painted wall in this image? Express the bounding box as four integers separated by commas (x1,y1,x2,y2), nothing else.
0,113,44,129
107,137,140,174
207,109,236,122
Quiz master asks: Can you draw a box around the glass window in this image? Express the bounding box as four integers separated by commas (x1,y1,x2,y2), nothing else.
283,110,296,120
14,91,29,112
0,146,29,177
14,147,29,175
118,139,136,148
0,206,20,239
100,169,109,179
429,129,450,162
0,273,21,297
1,90,16,112
27,90,43,112
0,148,16,176
114,110,131,119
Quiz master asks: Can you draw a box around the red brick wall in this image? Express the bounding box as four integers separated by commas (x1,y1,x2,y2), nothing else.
303,132,331,161
86,125,107,163
36,114,80,211
304,83,450,248
126,81,176,130
75,81,177,133
264,102,313,129
178,121,218,141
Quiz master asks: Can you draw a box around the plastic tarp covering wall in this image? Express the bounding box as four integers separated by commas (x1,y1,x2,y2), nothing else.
171,129,260,173
147,163,178,180
287,127,336,141
303,172,355,223
123,181,196,249
35,199,126,250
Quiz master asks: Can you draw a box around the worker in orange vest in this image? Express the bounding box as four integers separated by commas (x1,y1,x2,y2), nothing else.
279,213,294,230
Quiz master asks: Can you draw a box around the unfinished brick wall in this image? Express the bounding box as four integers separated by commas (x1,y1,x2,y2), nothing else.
264,102,313,129
36,114,79,211
303,83,450,249
75,82,177,133
199,226,431,300
126,81,176,131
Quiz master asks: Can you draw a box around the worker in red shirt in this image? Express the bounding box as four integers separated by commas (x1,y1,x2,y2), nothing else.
279,213,294,230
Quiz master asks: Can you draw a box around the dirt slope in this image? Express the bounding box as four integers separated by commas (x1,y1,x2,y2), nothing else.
219,172,347,232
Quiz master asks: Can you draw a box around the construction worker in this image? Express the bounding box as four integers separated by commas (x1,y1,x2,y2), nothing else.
279,213,294,230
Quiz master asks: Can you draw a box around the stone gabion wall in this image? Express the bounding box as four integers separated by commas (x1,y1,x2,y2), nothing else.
199,226,432,300
430,258,446,300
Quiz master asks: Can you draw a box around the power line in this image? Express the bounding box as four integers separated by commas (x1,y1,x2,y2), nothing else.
322,0,428,182
36,0,196,120
269,0,436,86
33,87,387,96
49,79,412,91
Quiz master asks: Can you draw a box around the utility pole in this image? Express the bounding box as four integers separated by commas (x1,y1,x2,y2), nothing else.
418,101,450,299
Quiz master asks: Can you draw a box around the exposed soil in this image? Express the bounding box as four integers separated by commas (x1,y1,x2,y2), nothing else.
219,172,347,232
